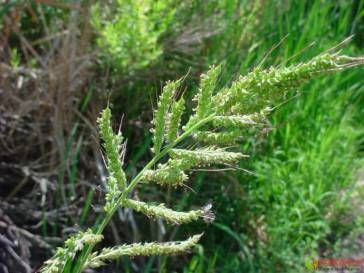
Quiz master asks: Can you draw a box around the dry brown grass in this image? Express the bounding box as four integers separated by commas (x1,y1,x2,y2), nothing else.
0,2,106,271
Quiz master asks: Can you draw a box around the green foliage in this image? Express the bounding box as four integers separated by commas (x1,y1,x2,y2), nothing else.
242,62,364,271
91,0,176,72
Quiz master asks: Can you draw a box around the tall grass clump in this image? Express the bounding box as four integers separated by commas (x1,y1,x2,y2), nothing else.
246,51,364,272
234,1,364,271
39,50,363,273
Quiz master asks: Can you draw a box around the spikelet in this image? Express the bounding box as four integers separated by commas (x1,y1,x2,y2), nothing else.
85,234,203,269
143,160,188,186
152,80,181,154
104,176,121,212
41,230,103,273
121,199,212,224
166,97,185,143
98,107,127,190
184,65,221,130
143,148,244,187
170,148,246,166
193,130,242,145
195,65,221,119
213,53,362,115
211,112,266,127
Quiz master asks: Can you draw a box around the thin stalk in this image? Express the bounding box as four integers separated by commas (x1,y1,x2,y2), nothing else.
74,114,214,273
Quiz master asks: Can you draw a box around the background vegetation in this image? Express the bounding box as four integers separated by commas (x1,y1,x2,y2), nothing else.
0,0,363,272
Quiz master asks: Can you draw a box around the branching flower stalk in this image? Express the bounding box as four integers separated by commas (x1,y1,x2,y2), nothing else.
41,51,363,273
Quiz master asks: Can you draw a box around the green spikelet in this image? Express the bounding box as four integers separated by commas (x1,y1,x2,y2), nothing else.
41,230,103,273
170,148,246,166
184,65,221,130
166,97,185,143
104,176,121,213
121,199,209,224
98,107,127,190
85,234,203,269
214,53,362,115
143,159,188,186
211,111,268,128
195,65,221,119
193,130,242,146
143,147,244,186
152,80,181,154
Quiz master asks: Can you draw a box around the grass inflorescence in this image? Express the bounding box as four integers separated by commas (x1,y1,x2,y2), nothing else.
40,50,363,272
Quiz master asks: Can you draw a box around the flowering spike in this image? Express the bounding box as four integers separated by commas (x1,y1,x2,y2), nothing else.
152,80,181,154
213,53,363,115
97,107,127,190
85,234,203,269
170,148,247,166
211,111,269,128
166,97,185,143
121,199,211,225
184,65,221,130
193,130,242,146
143,160,188,186
41,230,103,273
195,65,221,119
104,176,121,213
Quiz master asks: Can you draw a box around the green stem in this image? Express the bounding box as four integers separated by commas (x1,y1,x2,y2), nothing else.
74,114,214,273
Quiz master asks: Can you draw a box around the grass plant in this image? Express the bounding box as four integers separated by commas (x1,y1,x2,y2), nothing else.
40,51,363,272
2,1,364,273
